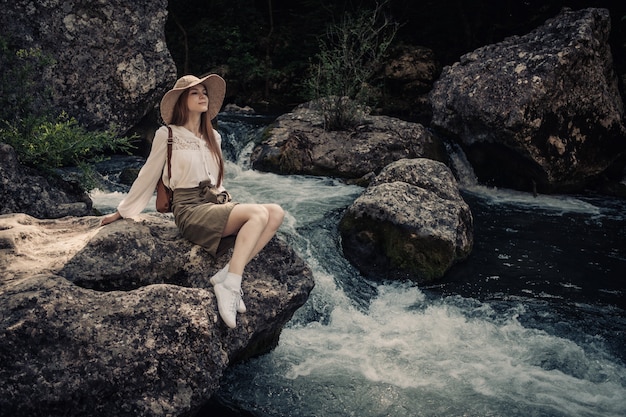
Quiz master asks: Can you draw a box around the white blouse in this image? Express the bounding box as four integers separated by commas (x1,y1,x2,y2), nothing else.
117,125,225,218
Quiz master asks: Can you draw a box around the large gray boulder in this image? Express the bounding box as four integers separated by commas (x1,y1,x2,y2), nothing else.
250,102,447,182
0,213,314,417
430,8,626,193
0,143,93,218
339,158,473,283
0,0,176,132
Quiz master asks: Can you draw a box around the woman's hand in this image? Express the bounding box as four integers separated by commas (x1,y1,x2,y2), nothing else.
101,211,122,226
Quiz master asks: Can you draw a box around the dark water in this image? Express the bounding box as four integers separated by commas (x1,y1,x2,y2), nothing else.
439,189,626,361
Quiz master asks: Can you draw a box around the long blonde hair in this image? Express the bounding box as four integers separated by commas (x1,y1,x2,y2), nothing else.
170,89,225,187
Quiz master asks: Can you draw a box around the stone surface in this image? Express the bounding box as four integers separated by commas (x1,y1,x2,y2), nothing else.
380,44,440,123
430,7,626,193
339,158,473,283
0,143,93,218
250,102,446,182
0,0,176,132
0,213,314,417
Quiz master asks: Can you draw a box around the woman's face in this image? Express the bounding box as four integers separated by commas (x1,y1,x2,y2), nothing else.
186,85,209,115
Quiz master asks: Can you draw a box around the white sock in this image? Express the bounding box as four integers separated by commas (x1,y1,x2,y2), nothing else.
223,272,242,290
210,263,230,285
218,263,229,282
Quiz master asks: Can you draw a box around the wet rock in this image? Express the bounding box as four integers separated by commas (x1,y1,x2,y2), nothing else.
251,102,446,181
0,0,176,132
380,44,441,123
339,158,473,283
0,143,93,218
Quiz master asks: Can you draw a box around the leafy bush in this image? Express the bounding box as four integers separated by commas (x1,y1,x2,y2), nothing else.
304,3,398,130
2,113,132,168
1,113,136,190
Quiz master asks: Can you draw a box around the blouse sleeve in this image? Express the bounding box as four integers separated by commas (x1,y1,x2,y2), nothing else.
117,126,169,218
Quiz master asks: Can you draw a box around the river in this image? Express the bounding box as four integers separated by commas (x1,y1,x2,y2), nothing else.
91,114,626,417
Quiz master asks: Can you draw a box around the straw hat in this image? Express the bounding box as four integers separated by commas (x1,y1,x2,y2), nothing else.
160,74,226,123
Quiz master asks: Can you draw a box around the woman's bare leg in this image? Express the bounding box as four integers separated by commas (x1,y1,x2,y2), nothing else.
221,203,284,275
213,203,284,327
221,204,268,275
243,204,284,263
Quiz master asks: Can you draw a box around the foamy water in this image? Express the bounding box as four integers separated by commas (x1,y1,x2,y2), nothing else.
217,256,625,417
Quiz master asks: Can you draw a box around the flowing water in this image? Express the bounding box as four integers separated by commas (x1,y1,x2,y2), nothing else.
91,114,626,417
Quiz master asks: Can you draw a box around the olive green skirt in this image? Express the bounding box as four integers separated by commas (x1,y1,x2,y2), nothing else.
172,187,237,257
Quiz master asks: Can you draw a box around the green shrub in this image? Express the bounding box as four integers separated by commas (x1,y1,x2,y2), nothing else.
1,112,136,190
304,2,398,131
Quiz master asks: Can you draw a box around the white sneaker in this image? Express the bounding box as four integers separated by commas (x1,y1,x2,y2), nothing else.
214,283,241,328
210,267,246,313
236,291,247,314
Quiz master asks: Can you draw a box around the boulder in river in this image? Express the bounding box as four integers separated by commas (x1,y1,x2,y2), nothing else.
250,102,447,183
430,8,626,193
0,0,176,132
339,158,473,283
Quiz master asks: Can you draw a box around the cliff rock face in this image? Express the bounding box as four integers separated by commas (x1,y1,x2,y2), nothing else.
0,213,314,417
430,8,626,193
0,0,176,132
339,158,473,283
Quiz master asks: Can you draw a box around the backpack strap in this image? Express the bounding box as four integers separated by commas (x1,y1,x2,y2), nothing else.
166,126,173,184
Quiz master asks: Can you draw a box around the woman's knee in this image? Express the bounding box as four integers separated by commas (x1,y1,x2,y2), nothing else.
224,204,268,235
250,204,270,225
266,204,284,225
250,204,270,219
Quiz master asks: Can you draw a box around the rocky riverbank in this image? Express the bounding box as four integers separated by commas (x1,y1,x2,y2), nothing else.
0,213,313,416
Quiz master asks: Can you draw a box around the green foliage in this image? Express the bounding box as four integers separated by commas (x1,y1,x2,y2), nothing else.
167,0,267,91
1,113,136,190
216,25,265,86
1,112,134,168
304,2,398,130
165,0,327,104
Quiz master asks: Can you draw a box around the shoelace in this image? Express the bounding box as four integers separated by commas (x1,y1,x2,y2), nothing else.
227,288,242,313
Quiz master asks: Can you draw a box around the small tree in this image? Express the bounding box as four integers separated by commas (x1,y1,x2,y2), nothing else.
304,2,398,131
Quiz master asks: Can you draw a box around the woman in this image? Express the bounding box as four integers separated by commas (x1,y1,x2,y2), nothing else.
101,74,284,328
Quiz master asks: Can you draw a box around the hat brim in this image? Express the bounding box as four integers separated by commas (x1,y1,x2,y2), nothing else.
160,74,226,124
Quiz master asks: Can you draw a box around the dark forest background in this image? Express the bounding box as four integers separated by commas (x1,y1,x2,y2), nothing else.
164,0,626,113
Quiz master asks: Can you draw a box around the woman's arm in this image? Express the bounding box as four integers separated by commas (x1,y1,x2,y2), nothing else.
101,126,169,223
